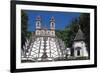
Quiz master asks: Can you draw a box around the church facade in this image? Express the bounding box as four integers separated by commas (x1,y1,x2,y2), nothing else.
35,16,55,37
21,16,89,62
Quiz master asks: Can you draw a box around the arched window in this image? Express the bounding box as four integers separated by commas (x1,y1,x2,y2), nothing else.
37,22,40,27
51,23,54,28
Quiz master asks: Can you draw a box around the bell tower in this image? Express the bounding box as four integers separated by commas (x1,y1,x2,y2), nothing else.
50,16,55,36
35,16,41,36
36,16,41,29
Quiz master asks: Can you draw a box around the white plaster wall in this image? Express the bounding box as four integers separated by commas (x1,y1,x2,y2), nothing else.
73,41,88,57
73,41,84,48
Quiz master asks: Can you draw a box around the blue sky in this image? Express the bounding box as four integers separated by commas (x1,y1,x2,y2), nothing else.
24,10,80,32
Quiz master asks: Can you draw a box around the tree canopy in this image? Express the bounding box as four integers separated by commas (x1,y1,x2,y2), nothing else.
56,13,90,52
21,10,32,49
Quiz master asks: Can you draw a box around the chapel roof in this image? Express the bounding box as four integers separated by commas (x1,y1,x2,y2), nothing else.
74,26,85,41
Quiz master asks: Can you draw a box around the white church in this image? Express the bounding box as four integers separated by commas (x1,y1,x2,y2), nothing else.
21,16,89,62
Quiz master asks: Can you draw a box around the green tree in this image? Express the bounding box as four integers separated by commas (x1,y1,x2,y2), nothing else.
79,13,90,56
55,13,90,50
21,10,32,49
56,28,70,47
21,10,28,49
66,18,79,47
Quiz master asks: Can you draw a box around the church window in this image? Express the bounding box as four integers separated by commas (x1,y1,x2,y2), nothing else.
51,23,54,28
37,22,40,27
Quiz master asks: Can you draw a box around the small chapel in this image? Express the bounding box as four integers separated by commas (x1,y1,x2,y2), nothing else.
72,26,88,58
65,26,88,59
